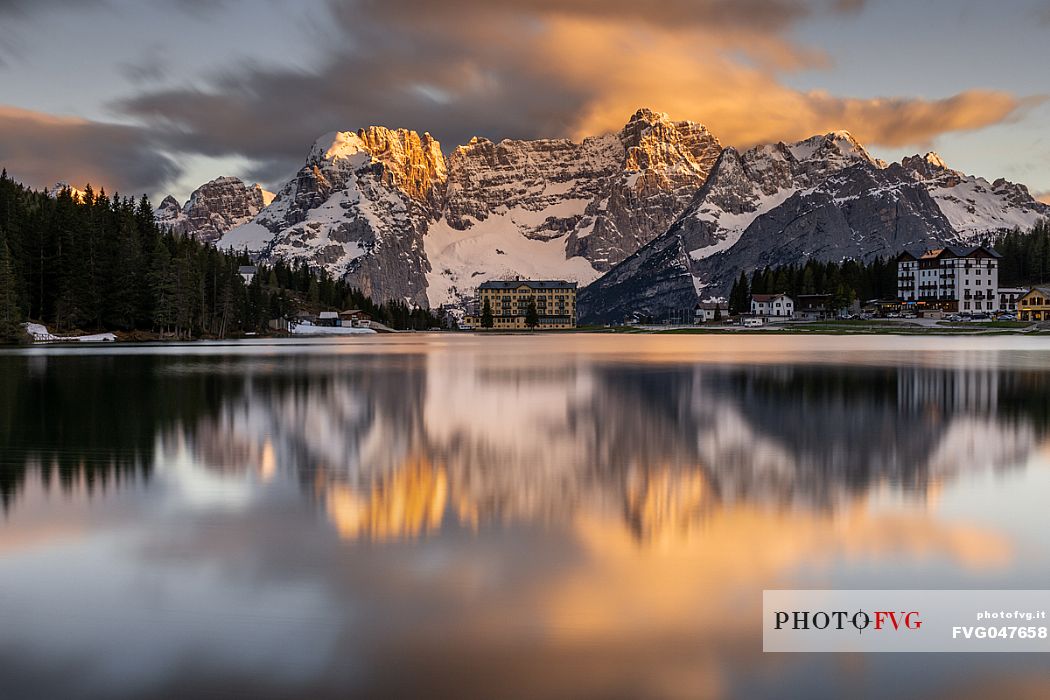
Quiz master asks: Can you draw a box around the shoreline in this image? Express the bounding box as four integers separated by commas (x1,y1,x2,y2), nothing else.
8,317,1047,345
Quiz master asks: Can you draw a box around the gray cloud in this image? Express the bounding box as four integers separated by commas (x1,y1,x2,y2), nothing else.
346,0,844,32
0,0,108,64
118,46,169,84
0,105,181,195
1,0,1029,196
113,0,1034,192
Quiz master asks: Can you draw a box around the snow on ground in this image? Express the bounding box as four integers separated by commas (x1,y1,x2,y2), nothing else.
290,323,377,336
218,222,274,253
424,211,601,307
24,323,116,343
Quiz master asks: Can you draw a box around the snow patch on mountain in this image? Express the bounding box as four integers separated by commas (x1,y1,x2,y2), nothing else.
425,213,601,306
217,222,275,253
899,153,1049,236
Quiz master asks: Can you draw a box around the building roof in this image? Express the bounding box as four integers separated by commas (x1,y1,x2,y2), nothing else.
318,311,339,319
478,280,578,290
751,293,791,302
795,294,831,308
695,302,725,310
910,245,1002,260
1022,286,1050,298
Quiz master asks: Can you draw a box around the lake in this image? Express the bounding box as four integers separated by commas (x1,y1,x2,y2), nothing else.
1,334,1048,699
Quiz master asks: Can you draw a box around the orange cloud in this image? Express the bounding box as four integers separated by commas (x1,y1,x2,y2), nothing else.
0,104,178,194
541,18,1026,149
116,0,1029,186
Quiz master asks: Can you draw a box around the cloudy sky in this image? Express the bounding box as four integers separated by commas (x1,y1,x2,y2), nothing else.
0,0,1048,203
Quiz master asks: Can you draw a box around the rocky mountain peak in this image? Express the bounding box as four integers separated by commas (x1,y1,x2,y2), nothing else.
785,130,880,169
155,176,271,244
46,182,85,200
310,126,447,207
618,107,720,177
923,151,948,169
900,151,956,181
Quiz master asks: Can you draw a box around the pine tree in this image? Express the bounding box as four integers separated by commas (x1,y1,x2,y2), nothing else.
148,238,176,333
481,298,494,328
729,270,750,315
525,300,539,328
0,232,21,341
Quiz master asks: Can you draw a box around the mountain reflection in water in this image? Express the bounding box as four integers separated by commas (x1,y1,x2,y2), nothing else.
3,346,1044,538
0,336,1048,700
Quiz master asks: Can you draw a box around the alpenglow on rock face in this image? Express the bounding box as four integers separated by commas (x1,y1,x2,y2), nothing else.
156,176,274,244
227,127,447,307
218,109,721,307
578,133,1050,323
197,112,1046,318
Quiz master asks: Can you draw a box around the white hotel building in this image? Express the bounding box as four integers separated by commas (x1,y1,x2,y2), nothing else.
897,246,1003,313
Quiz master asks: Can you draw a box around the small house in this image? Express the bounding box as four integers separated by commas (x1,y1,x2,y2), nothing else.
238,265,258,284
338,309,372,328
317,311,340,327
751,293,794,319
694,301,726,324
794,294,833,321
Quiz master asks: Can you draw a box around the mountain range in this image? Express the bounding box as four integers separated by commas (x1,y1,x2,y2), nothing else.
154,109,1049,321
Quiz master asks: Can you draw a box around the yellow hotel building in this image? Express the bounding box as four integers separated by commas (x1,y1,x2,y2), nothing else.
474,280,578,329
1017,286,1050,321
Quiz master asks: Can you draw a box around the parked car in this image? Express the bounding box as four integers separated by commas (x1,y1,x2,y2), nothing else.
998,313,1017,321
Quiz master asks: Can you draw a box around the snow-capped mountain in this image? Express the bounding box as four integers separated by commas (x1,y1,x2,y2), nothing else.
180,112,1048,317
46,182,85,201
222,127,446,306
578,134,1049,323
218,109,721,306
899,152,1048,235
156,176,274,244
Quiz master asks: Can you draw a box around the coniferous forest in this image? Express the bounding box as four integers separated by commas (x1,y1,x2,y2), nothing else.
994,220,1050,286
0,172,440,342
727,257,899,315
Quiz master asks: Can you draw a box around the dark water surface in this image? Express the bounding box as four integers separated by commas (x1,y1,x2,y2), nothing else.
1,334,1049,699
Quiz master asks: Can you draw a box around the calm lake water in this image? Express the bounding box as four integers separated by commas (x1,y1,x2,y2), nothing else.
1,334,1049,699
